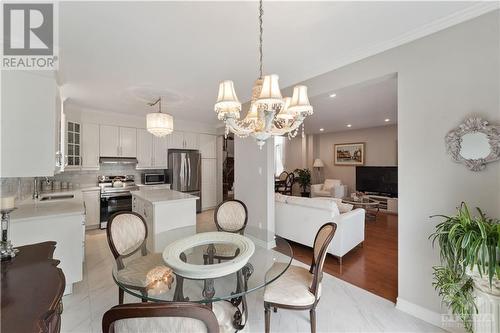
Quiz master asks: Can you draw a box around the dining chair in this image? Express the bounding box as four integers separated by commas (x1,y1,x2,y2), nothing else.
263,222,337,333
277,172,294,195
204,199,248,264
106,211,165,304
102,302,220,333
275,171,288,191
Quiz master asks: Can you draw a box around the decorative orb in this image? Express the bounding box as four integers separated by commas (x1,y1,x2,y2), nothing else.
146,266,174,295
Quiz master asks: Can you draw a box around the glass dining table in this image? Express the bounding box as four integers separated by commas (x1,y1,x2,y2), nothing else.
112,225,293,331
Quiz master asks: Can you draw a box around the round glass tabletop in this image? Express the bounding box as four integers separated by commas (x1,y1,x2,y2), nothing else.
112,225,293,304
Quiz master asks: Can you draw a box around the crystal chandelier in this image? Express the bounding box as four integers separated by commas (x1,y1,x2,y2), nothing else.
214,0,313,148
147,97,174,137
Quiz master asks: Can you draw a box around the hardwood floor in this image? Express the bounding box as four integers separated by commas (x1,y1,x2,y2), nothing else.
277,212,398,303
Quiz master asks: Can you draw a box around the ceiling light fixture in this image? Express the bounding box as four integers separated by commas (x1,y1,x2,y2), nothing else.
346,124,352,128
329,93,337,98
147,97,173,137
213,0,313,148
319,128,324,132
385,118,390,122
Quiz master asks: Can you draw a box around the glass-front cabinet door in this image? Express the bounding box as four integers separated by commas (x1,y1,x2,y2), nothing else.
66,121,81,168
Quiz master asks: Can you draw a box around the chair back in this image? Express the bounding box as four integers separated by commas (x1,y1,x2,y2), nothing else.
102,302,219,333
278,171,288,181
284,173,294,190
214,199,248,234
106,212,148,263
309,222,337,298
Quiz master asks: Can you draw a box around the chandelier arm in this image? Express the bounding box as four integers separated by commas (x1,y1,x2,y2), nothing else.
270,115,306,135
225,118,254,136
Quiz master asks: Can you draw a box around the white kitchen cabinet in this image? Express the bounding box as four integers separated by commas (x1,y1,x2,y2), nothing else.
83,189,100,229
153,136,168,168
169,131,185,149
120,127,137,157
184,132,199,150
201,158,217,210
99,125,137,157
99,125,120,156
1,71,57,177
137,129,153,168
81,123,100,170
199,134,217,158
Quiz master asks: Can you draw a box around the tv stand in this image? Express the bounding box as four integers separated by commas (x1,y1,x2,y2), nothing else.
365,194,398,214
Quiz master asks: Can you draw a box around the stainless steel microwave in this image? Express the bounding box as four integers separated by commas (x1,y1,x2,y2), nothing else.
141,173,166,185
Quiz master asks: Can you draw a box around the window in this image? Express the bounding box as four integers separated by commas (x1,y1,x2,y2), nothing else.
67,121,81,166
274,136,286,176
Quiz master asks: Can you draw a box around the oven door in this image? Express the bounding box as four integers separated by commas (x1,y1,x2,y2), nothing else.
100,192,132,229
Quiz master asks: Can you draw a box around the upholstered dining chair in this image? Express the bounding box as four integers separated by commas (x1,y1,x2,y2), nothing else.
263,222,337,333
203,199,248,264
277,172,294,195
106,211,165,304
102,302,219,333
275,171,288,191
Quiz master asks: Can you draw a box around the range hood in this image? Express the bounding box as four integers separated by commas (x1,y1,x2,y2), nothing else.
99,157,138,165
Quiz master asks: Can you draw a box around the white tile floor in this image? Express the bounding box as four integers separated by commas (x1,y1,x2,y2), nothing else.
61,215,443,333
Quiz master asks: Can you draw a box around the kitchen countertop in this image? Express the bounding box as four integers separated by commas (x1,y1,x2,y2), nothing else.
132,189,198,204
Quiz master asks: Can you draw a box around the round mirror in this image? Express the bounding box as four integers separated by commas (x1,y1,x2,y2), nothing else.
460,132,490,160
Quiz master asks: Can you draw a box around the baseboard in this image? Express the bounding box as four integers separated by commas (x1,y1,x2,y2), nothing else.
396,298,447,331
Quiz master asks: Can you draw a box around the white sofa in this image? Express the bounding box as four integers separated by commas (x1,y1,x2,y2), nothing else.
311,179,348,199
275,194,365,264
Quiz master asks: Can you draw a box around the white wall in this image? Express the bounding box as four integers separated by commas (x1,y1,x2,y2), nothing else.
315,125,398,192
294,10,499,326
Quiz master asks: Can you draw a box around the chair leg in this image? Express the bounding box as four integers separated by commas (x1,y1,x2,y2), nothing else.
309,308,316,333
264,303,271,333
118,288,124,304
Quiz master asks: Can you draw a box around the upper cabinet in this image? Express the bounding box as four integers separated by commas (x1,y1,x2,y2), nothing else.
66,121,81,169
169,131,199,150
99,125,137,157
137,129,153,169
199,134,217,159
152,136,168,168
1,71,57,177
81,123,100,170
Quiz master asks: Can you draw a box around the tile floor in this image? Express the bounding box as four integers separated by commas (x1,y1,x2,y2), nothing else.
61,211,443,333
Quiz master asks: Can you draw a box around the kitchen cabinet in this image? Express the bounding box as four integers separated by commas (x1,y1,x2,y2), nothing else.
153,136,168,168
199,134,217,158
99,125,137,157
1,71,57,177
169,131,199,150
201,158,217,210
137,129,153,168
82,189,100,229
81,123,100,170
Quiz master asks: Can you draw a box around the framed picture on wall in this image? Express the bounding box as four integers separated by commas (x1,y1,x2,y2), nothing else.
334,142,365,166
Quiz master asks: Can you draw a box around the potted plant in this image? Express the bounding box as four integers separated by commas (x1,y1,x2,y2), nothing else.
430,203,500,333
294,168,311,197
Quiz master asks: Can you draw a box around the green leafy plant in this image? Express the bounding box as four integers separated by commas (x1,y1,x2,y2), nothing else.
294,168,311,193
429,203,500,332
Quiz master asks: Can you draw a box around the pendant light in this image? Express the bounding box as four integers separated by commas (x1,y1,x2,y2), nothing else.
147,97,173,137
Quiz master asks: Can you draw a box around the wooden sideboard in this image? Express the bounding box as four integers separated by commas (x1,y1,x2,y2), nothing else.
1,241,66,333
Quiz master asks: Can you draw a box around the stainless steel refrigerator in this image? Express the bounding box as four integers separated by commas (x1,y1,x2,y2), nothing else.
167,149,201,213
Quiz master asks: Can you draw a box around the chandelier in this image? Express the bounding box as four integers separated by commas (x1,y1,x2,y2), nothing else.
147,97,174,137
214,0,313,148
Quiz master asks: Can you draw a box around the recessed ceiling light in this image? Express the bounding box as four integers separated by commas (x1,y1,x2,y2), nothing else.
329,93,337,98
346,124,352,128
384,118,390,122
319,128,324,132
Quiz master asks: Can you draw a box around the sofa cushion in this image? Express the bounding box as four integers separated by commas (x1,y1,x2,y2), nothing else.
285,196,340,216
323,179,341,191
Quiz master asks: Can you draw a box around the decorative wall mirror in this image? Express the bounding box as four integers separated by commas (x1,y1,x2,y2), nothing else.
445,117,500,171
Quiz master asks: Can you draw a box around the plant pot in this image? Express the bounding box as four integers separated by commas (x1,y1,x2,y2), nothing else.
468,268,500,333
301,192,310,197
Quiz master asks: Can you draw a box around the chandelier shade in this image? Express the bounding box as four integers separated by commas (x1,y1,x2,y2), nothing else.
276,97,294,120
147,112,173,137
215,80,241,119
288,85,313,115
257,75,284,110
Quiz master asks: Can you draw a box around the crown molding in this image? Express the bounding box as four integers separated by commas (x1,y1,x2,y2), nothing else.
320,2,500,76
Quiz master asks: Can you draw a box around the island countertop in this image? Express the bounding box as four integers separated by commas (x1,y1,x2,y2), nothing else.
131,189,198,204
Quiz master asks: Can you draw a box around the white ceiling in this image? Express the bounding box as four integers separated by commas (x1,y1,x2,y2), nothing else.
59,1,496,126
304,74,397,134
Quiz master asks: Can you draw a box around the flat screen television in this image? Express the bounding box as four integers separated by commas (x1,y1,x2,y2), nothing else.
355,166,398,197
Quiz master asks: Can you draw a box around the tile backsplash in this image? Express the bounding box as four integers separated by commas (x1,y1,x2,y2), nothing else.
0,165,165,202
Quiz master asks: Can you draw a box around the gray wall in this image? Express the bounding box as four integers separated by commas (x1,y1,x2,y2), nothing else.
315,125,397,192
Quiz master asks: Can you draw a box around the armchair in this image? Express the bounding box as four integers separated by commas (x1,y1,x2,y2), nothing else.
311,179,348,199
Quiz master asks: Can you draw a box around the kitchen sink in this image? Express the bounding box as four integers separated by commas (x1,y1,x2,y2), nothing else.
40,194,75,201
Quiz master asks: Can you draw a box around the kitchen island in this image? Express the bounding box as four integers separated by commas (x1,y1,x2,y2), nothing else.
131,189,198,252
